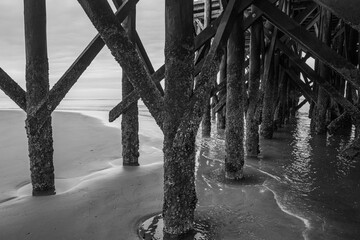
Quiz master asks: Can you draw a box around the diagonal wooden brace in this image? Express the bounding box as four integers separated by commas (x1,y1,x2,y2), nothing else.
27,0,138,117
0,68,27,111
253,0,360,91
277,40,360,119
282,66,317,104
175,0,253,139
78,0,165,129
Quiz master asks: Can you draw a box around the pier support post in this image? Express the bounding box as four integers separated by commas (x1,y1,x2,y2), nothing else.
314,7,332,134
201,0,213,137
24,0,55,196
246,15,262,156
262,64,276,134
163,0,197,235
217,50,227,130
115,0,140,166
225,14,245,179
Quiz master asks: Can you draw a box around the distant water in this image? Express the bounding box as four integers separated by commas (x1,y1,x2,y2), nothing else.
0,98,151,117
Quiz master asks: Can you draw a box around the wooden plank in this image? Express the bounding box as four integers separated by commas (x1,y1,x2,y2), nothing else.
294,98,308,112
213,94,226,113
293,2,317,25
305,12,320,31
0,68,26,111
253,0,360,91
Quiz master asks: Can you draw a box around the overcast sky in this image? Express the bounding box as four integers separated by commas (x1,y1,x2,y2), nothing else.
0,0,165,101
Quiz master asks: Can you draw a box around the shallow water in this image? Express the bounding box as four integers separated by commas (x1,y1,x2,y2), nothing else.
197,110,359,240
1,101,359,239
140,108,360,240
256,112,360,240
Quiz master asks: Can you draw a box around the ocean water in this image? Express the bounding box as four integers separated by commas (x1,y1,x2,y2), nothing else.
1,97,359,239
139,105,359,239
192,109,360,240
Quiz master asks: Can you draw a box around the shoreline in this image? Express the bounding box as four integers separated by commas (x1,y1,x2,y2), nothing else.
0,109,307,239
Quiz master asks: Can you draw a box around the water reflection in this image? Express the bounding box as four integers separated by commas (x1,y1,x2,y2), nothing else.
141,111,360,239
288,112,315,194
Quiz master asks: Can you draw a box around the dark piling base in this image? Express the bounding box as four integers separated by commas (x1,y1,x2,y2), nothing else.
138,213,216,240
32,187,56,196
123,162,140,166
340,136,360,160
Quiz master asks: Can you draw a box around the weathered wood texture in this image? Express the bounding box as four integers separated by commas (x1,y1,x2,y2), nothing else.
0,69,26,110
283,67,317,104
276,41,360,121
201,0,213,137
260,21,278,139
162,0,196,235
314,7,332,134
28,0,139,120
110,5,222,122
225,15,245,179
254,0,360,93
245,15,261,156
217,49,227,129
113,0,139,166
110,0,262,123
312,0,360,31
24,0,55,196
77,0,164,130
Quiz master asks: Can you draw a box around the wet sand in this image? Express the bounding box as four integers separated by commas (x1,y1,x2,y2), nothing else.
0,110,306,239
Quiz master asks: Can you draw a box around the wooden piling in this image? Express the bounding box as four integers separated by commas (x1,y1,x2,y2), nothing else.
217,50,227,130
24,0,55,196
225,14,245,179
314,7,332,134
245,14,262,156
201,0,212,137
163,0,196,235
113,0,140,166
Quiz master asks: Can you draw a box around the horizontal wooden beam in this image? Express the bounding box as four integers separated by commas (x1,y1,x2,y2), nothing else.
253,0,360,91
0,68,27,111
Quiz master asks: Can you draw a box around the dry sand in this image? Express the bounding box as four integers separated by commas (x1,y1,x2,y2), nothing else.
0,110,306,240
